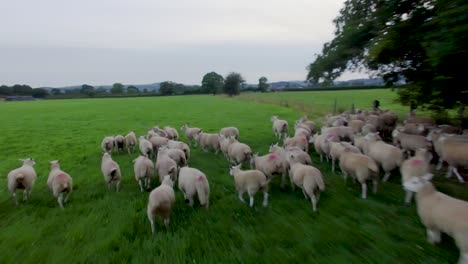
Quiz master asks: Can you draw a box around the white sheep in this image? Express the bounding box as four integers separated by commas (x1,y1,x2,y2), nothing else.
219,135,237,160
166,140,191,161
285,146,312,166
349,119,365,134
403,175,468,264
227,141,253,166
194,132,220,153
250,152,287,187
328,141,361,173
364,132,403,182
113,135,125,153
47,160,73,208
392,128,430,156
125,131,138,154
220,126,240,140
296,116,316,134
147,134,169,154
287,154,325,211
180,124,202,146
229,164,269,207
7,158,37,206
438,136,468,183
400,148,432,204
101,152,122,191
163,126,179,140
158,146,187,167
139,136,154,158
155,149,178,183
133,155,155,192
284,135,309,152
178,167,210,208
339,148,379,199
101,136,114,153
147,175,175,234
271,116,289,140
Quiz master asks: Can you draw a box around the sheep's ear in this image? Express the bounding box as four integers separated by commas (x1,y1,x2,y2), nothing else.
422,173,433,181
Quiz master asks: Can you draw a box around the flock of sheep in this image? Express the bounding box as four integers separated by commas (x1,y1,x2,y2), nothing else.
6,107,468,263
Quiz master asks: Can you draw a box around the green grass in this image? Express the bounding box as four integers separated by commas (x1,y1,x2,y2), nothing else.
0,91,465,263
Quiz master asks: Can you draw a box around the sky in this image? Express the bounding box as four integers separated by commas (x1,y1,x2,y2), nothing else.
0,0,367,88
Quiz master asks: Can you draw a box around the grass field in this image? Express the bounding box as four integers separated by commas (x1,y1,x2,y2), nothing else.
0,90,465,263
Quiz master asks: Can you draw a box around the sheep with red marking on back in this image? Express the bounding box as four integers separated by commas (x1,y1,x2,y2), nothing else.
400,148,432,204
47,160,73,208
250,152,287,187
178,167,210,208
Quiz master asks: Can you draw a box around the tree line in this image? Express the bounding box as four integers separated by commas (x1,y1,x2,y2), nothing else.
0,73,270,98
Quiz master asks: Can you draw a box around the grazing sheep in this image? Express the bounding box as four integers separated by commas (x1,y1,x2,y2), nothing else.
271,116,289,140
180,124,202,146
400,148,432,204
403,175,468,264
158,147,187,167
101,136,114,153
339,148,379,199
194,132,220,153
166,140,191,161
284,135,309,152
47,160,73,208
392,129,430,157
133,155,155,192
101,152,122,191
113,135,125,153
156,149,178,183
287,154,325,211
164,126,179,140
220,126,240,140
7,158,37,206
227,141,253,166
229,164,269,207
148,134,169,154
178,167,210,208
147,175,175,234
328,141,361,173
139,136,154,158
250,152,287,187
364,132,403,182
125,131,138,154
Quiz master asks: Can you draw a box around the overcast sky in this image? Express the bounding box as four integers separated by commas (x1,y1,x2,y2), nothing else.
0,0,366,87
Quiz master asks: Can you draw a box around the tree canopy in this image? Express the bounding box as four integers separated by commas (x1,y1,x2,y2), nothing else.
258,76,269,92
111,83,124,94
201,72,224,95
224,72,245,96
307,0,468,111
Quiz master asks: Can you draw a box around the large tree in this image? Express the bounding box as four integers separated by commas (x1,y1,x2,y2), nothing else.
111,83,124,94
80,84,95,96
258,76,269,92
159,81,175,96
201,72,224,95
126,85,139,94
307,0,468,112
224,72,245,96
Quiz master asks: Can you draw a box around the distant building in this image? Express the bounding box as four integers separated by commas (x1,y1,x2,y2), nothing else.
5,96,36,101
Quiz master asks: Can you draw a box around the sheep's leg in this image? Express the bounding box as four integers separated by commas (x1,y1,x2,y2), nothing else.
116,180,121,192
127,148,131,155
262,191,269,207
404,190,413,204
12,192,18,206
249,194,254,208
452,167,465,183
361,183,367,199
332,159,335,173
383,172,391,182
311,194,317,212
302,189,308,200
22,190,28,202
148,213,155,234
342,171,348,183
57,193,64,209
64,192,71,203
138,179,145,192
372,179,378,194
238,191,246,203
436,160,443,171
446,166,454,178
426,229,441,244
188,197,194,207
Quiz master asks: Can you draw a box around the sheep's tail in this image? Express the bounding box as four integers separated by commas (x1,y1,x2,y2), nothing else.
110,168,118,179
367,160,379,174
195,175,209,207
16,173,25,182
282,123,288,134
315,174,325,191
60,182,69,191
168,166,177,181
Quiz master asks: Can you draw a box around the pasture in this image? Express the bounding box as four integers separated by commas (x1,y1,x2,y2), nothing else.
0,90,465,263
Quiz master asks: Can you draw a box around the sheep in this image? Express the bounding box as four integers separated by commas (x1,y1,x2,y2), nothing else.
427,131,468,172
101,136,114,153
318,134,341,162
139,136,153,158
125,131,138,154
287,153,325,211
297,115,317,134
339,148,379,199
147,175,175,234
227,141,253,166
219,135,237,160
271,116,289,140
163,126,179,140
328,141,361,173
113,135,125,153
284,135,309,152
155,149,178,183
101,152,122,191
403,175,468,264
361,122,377,136
349,119,365,134
180,124,202,146
325,115,347,127
437,124,460,134
294,122,312,140
194,132,220,153
438,136,468,183
285,146,313,166
7,158,37,206
166,140,191,161
400,148,432,204
250,152,287,187
363,132,403,182
178,167,210,208
322,126,354,141
220,126,239,140
229,164,269,207
147,134,169,154
158,146,187,167
47,160,73,208
398,123,426,135
392,128,430,157
133,155,155,192
310,133,338,162
151,126,169,138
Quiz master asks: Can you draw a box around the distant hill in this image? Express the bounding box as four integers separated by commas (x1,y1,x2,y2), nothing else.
39,83,161,92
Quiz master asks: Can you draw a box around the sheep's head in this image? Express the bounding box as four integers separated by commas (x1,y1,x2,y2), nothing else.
403,174,433,192
20,158,35,166
270,116,278,122
49,160,60,169
102,152,111,159
391,129,400,138
180,124,187,131
229,164,241,176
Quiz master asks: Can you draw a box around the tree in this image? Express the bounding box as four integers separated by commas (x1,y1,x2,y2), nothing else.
0,85,13,95
223,72,245,96
12,84,33,95
159,81,175,96
96,87,107,94
111,83,124,94
127,85,139,94
31,88,48,98
80,84,95,96
307,0,468,112
201,72,224,95
258,76,269,92
51,88,62,95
